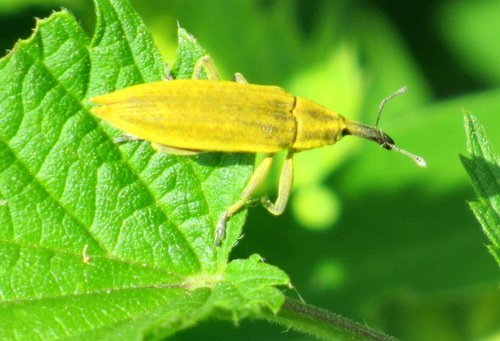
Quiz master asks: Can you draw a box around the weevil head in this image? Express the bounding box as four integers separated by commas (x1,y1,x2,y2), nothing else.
342,121,427,167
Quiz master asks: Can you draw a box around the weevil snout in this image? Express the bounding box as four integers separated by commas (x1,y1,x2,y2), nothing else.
342,121,393,147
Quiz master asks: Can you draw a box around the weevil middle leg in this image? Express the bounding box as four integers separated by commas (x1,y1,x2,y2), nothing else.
261,151,294,215
215,154,274,245
215,151,295,246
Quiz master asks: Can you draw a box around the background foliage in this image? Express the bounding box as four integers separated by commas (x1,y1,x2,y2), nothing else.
1,0,499,340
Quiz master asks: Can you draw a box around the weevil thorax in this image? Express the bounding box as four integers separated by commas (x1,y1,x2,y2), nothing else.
291,97,348,151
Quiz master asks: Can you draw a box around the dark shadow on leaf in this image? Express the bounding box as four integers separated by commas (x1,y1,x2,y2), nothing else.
459,155,500,201
192,152,254,168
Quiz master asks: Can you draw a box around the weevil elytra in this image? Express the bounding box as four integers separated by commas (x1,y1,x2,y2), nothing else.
92,56,426,246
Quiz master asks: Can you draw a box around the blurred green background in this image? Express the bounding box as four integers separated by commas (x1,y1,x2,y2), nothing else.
2,0,499,339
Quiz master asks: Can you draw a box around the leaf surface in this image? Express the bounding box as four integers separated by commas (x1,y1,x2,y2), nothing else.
0,0,289,338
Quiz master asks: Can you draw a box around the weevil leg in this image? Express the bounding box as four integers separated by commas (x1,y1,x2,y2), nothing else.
151,143,203,155
215,154,274,246
192,55,221,80
114,135,203,156
192,56,248,83
114,133,142,144
233,72,248,84
261,151,294,215
162,63,174,80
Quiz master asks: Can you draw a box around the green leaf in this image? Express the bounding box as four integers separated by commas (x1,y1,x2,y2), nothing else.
0,0,289,338
460,113,500,265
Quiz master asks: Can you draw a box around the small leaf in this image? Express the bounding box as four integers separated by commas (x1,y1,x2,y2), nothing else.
460,113,500,265
0,0,289,338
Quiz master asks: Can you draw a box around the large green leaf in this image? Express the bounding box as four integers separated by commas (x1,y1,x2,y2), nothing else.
460,113,500,264
0,0,289,338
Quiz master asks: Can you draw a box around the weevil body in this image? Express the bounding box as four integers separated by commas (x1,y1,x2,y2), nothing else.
92,56,425,246
93,80,349,153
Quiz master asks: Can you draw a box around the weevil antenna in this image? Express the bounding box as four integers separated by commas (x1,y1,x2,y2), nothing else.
386,143,427,167
375,86,408,128
376,86,426,166
344,85,427,167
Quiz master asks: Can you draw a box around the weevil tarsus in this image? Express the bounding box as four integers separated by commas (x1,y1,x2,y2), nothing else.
215,211,229,247
261,151,294,215
82,244,90,264
233,72,248,84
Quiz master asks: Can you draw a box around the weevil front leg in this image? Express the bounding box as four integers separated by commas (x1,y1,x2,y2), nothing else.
162,63,174,80
192,56,250,84
192,55,221,80
215,154,274,246
261,151,294,215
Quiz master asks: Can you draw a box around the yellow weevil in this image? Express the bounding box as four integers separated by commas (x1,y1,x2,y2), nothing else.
92,56,426,246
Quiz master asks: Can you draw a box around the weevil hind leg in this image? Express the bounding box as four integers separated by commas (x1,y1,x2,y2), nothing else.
113,136,203,155
261,151,294,215
192,55,221,80
151,143,204,155
215,154,274,246
114,132,142,144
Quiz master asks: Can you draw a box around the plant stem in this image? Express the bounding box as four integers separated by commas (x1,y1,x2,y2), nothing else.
263,297,398,341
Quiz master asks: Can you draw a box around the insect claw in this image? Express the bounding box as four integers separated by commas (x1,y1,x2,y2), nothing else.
261,196,272,209
214,211,229,246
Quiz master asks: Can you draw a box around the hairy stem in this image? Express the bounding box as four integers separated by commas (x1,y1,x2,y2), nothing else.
262,297,398,341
